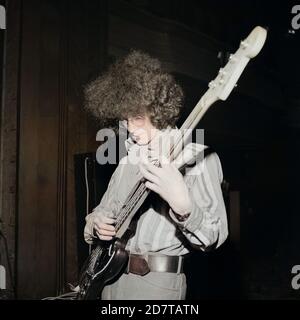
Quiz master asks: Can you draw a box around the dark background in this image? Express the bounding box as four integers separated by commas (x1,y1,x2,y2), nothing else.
0,0,299,299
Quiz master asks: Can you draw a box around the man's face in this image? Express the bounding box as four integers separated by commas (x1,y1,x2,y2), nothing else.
123,115,158,145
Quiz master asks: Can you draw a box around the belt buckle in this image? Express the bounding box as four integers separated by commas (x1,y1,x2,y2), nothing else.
127,254,150,276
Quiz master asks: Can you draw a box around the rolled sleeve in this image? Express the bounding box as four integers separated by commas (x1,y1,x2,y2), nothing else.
169,199,204,232
169,152,228,251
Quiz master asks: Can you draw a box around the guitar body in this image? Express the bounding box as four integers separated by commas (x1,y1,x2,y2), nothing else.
76,238,128,300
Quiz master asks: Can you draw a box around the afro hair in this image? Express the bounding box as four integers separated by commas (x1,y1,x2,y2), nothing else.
84,50,184,131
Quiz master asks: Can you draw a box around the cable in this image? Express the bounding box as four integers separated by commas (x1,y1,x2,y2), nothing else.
42,291,78,300
84,157,91,255
84,157,90,216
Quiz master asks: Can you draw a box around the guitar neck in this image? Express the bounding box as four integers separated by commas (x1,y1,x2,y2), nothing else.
170,90,217,161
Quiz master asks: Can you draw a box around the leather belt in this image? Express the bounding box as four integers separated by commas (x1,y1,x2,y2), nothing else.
124,253,184,276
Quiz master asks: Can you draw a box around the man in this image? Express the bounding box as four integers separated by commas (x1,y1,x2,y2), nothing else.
83,50,228,300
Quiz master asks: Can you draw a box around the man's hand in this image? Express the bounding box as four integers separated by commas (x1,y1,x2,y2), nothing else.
93,215,116,241
139,156,192,216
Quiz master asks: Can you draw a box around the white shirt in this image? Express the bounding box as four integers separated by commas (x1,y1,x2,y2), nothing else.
84,127,228,255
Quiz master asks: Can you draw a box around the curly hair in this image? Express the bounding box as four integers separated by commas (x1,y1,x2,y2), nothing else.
84,50,184,131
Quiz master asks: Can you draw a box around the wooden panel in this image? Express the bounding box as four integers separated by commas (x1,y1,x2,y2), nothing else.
0,0,22,298
14,0,108,298
18,0,60,298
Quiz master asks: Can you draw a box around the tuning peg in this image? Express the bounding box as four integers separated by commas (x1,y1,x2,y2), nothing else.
240,40,249,49
208,81,216,89
219,68,227,76
219,79,224,85
229,54,236,63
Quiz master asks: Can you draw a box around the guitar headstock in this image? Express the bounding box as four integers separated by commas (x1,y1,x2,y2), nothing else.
207,26,267,101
